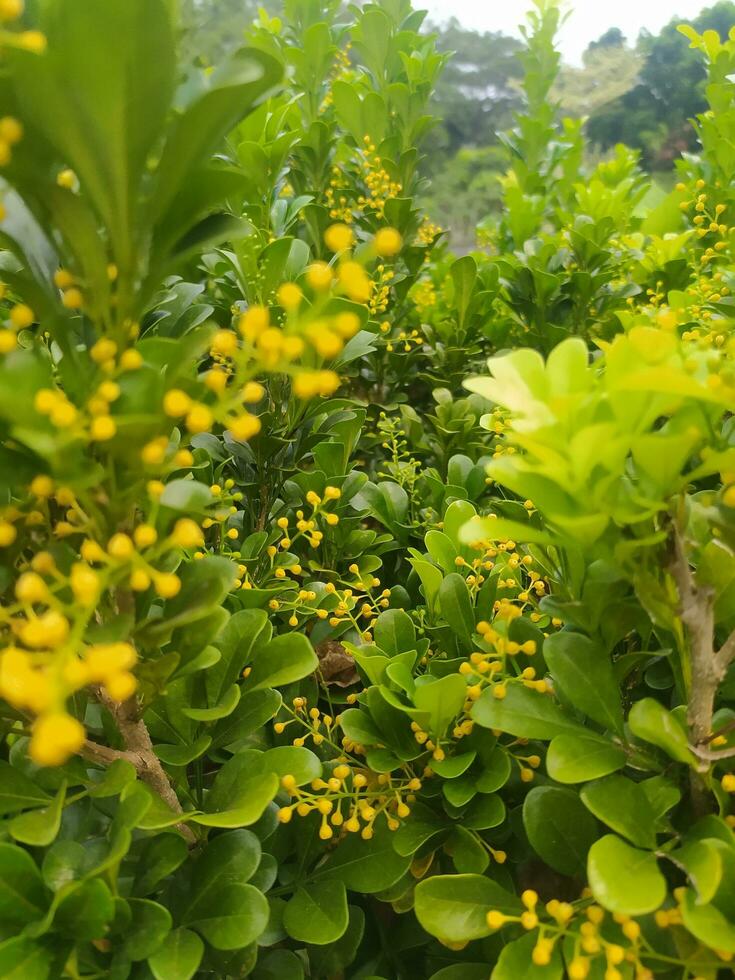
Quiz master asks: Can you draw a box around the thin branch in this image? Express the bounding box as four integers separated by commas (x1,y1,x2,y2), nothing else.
85,690,196,845
689,743,735,762
715,627,735,675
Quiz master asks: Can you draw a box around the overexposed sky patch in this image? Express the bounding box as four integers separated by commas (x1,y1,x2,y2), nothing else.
421,0,715,63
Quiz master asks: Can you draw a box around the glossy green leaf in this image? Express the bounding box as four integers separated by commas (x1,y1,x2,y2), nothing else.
149,928,204,980
0,761,51,815
546,734,626,783
283,880,348,945
587,835,666,915
628,698,694,764
9,782,66,847
0,843,47,927
523,787,598,875
491,932,564,979
243,632,318,692
543,631,623,734
581,775,658,848
185,883,268,950
472,684,586,740
122,898,172,961
414,874,521,943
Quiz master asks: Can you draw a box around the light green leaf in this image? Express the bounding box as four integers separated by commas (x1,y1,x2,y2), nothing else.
581,775,658,849
149,928,204,980
414,874,520,944
587,835,666,915
546,734,626,783
243,633,318,692
628,698,694,764
9,782,66,847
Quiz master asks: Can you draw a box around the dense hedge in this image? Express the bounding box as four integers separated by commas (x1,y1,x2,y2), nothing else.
0,1,733,978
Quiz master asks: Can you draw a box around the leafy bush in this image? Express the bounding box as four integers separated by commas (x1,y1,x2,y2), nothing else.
0,1,733,978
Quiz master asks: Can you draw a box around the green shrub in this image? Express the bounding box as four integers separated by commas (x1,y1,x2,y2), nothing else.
0,1,733,978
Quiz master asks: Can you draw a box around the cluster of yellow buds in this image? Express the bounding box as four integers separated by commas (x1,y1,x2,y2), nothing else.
487,890,724,980
411,277,437,316
324,136,403,224
382,323,424,354
458,620,541,707
356,136,402,218
0,1,46,53
417,217,442,247
0,113,22,168
277,749,422,841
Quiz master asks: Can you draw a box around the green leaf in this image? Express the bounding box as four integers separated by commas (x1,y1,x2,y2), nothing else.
472,684,586,740
628,698,694,764
283,881,348,945
587,835,666,915
133,834,188,896
680,887,735,952
491,932,564,979
414,874,520,943
413,674,468,737
438,573,475,644
8,782,65,847
460,515,555,548
149,928,204,980
160,478,212,512
259,745,322,786
155,735,211,766
673,840,723,903
252,949,305,980
191,830,261,898
181,682,240,720
315,822,411,893
546,734,626,783
0,843,47,926
0,761,51,815
0,938,53,980
523,787,598,876
41,841,86,892
393,802,448,857
463,793,505,830
543,632,623,735
211,688,281,749
474,747,512,793
185,883,268,950
580,775,657,849
54,878,114,941
195,770,279,828
450,254,476,328
88,758,137,797
243,633,318,691
123,898,172,961
373,609,415,656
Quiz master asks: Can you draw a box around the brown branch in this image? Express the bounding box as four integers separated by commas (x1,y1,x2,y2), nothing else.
669,525,720,815
670,526,719,748
85,690,196,844
689,743,735,762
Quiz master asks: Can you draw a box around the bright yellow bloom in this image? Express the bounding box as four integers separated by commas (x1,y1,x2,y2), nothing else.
163,389,191,417
277,282,303,311
373,227,403,256
307,262,334,291
325,223,354,253
9,303,34,330
30,713,85,767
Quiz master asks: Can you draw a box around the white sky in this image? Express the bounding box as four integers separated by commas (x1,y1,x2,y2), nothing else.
421,0,714,64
